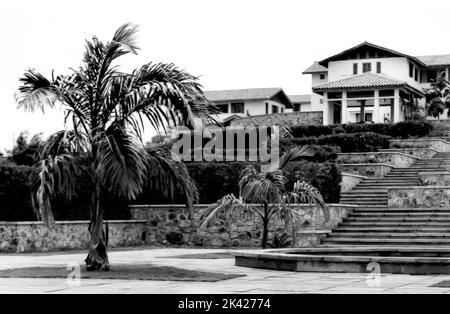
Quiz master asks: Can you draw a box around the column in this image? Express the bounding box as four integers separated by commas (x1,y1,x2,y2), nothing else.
373,90,380,123
393,89,401,123
341,92,348,124
322,93,329,125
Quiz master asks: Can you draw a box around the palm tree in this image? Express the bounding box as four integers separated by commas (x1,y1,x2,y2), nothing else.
15,23,214,270
199,147,328,249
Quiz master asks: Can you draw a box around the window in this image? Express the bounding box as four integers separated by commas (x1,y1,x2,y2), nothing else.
320,73,326,80
353,63,358,75
362,63,371,73
414,68,419,81
409,63,414,78
376,62,381,73
319,99,324,104
231,102,244,113
265,102,269,114
216,104,228,113
272,105,279,113
294,103,301,112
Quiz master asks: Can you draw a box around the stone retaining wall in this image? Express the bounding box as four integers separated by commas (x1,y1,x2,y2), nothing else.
339,163,393,178
418,172,450,186
337,152,418,168
340,173,367,193
388,186,450,208
379,148,438,159
0,220,147,253
229,111,323,127
390,138,450,152
130,204,355,248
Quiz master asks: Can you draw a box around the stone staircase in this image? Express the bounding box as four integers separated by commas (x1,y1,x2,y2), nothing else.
340,154,449,206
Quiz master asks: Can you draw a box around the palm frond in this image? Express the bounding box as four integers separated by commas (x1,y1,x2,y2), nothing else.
278,146,315,170
239,166,286,204
287,181,329,221
96,127,148,200
15,69,60,112
31,154,84,226
198,194,253,229
145,145,198,206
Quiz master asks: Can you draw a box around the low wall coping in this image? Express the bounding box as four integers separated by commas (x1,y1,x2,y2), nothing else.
296,229,331,234
341,172,368,180
390,138,450,145
387,186,450,190
129,203,358,209
337,152,419,159
0,220,147,226
380,148,439,153
340,163,394,168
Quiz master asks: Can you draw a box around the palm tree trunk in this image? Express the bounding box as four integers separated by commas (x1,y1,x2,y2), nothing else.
261,204,269,249
85,185,110,271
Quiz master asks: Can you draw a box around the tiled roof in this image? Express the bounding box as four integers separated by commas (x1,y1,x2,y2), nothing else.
416,54,450,67
312,73,406,91
288,94,311,103
204,88,283,102
302,62,328,74
204,87,292,107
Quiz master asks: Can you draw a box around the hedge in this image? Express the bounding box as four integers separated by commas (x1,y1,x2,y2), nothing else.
280,144,341,162
283,161,342,203
280,132,391,153
0,164,129,221
289,121,433,139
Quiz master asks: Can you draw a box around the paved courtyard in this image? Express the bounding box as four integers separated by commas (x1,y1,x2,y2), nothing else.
0,248,450,294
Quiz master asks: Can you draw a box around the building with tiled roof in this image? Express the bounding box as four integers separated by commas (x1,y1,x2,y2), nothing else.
302,42,450,124
203,88,293,124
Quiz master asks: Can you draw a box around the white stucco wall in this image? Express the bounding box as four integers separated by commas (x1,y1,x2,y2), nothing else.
327,57,423,90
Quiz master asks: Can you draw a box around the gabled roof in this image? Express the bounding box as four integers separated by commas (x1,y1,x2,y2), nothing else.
312,72,424,96
318,41,427,68
416,54,450,67
204,87,293,108
288,94,311,103
302,62,328,74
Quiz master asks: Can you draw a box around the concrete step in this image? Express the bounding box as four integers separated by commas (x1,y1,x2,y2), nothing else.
328,232,450,238
323,237,450,245
352,207,450,213
235,251,450,274
334,226,450,232
340,221,450,227
344,217,450,222
349,212,450,217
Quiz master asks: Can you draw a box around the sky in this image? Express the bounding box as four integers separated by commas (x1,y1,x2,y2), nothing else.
0,0,449,152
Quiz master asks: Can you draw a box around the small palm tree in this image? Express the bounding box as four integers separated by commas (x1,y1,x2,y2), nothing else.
199,147,328,249
15,23,214,270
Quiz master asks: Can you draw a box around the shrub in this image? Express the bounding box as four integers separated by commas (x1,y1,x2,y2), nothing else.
283,161,341,203
185,162,258,204
290,125,334,137
280,144,341,162
391,121,433,138
280,132,391,153
289,121,433,139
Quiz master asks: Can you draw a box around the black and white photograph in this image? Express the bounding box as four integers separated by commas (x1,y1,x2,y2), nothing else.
1,0,450,301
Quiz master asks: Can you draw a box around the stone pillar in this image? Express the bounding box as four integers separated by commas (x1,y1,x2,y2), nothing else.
323,93,329,125
393,89,401,123
341,92,348,124
373,90,380,123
